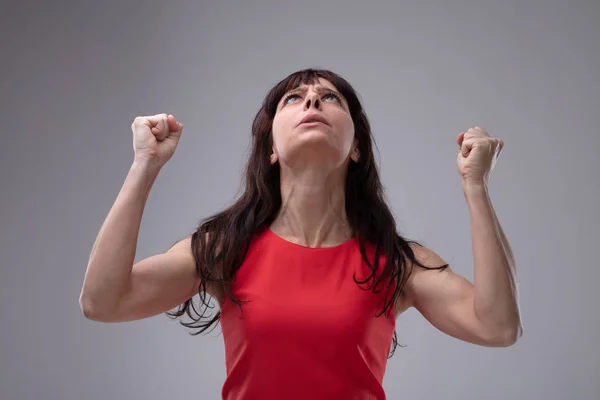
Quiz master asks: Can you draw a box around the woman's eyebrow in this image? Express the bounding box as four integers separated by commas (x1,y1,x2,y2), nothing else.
285,85,343,97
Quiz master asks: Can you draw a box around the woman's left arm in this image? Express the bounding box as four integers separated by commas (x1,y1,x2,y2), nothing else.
405,127,523,347
466,182,522,342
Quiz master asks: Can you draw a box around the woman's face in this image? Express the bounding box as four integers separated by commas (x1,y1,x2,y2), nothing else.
270,78,358,169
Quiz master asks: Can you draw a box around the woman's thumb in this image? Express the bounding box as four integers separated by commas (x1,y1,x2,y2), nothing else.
167,114,184,133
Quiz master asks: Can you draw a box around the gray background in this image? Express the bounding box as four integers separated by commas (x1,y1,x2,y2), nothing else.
1,1,599,399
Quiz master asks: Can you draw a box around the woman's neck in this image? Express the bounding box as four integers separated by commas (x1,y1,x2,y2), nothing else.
272,170,352,248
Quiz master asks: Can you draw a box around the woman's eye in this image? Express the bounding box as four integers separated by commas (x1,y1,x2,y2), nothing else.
283,92,341,105
284,94,300,104
323,93,340,102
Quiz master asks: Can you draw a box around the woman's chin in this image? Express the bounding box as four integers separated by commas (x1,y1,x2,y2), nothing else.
295,127,332,142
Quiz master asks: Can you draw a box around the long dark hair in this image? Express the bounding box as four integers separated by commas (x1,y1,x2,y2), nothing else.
167,68,447,358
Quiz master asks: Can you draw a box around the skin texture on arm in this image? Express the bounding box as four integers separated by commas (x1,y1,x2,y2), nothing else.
404,244,517,347
79,114,191,322
403,126,522,347
83,235,200,323
111,236,201,322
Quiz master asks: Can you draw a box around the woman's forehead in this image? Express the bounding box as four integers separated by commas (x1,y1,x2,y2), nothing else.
285,77,337,93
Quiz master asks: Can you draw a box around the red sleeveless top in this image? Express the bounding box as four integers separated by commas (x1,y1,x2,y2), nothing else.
220,228,396,400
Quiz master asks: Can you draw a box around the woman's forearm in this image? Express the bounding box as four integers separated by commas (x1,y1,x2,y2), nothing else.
464,183,522,341
79,160,160,318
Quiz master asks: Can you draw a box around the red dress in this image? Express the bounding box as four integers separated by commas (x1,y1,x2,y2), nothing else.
220,227,396,399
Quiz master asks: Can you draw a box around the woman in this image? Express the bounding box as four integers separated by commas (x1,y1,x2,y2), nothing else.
79,68,522,399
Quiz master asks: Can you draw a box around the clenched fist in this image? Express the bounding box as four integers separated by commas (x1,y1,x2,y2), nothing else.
456,126,503,187
131,113,184,168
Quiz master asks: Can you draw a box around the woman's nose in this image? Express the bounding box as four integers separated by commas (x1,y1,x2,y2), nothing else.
303,92,321,110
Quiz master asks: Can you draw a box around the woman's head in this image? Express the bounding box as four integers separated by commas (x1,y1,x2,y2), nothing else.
256,69,372,171
270,76,358,172
168,68,446,358
246,69,378,225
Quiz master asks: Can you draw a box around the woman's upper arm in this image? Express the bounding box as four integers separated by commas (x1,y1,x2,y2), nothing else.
109,235,200,322
404,244,501,346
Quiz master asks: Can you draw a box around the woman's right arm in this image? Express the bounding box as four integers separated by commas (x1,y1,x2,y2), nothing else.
79,114,198,322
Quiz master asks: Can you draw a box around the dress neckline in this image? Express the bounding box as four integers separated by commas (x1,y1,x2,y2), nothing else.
265,227,356,251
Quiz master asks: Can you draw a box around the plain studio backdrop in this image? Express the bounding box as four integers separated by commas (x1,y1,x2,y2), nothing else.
1,1,599,399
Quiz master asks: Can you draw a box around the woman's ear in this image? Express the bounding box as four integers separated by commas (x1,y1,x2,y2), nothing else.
270,151,278,165
350,145,360,162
